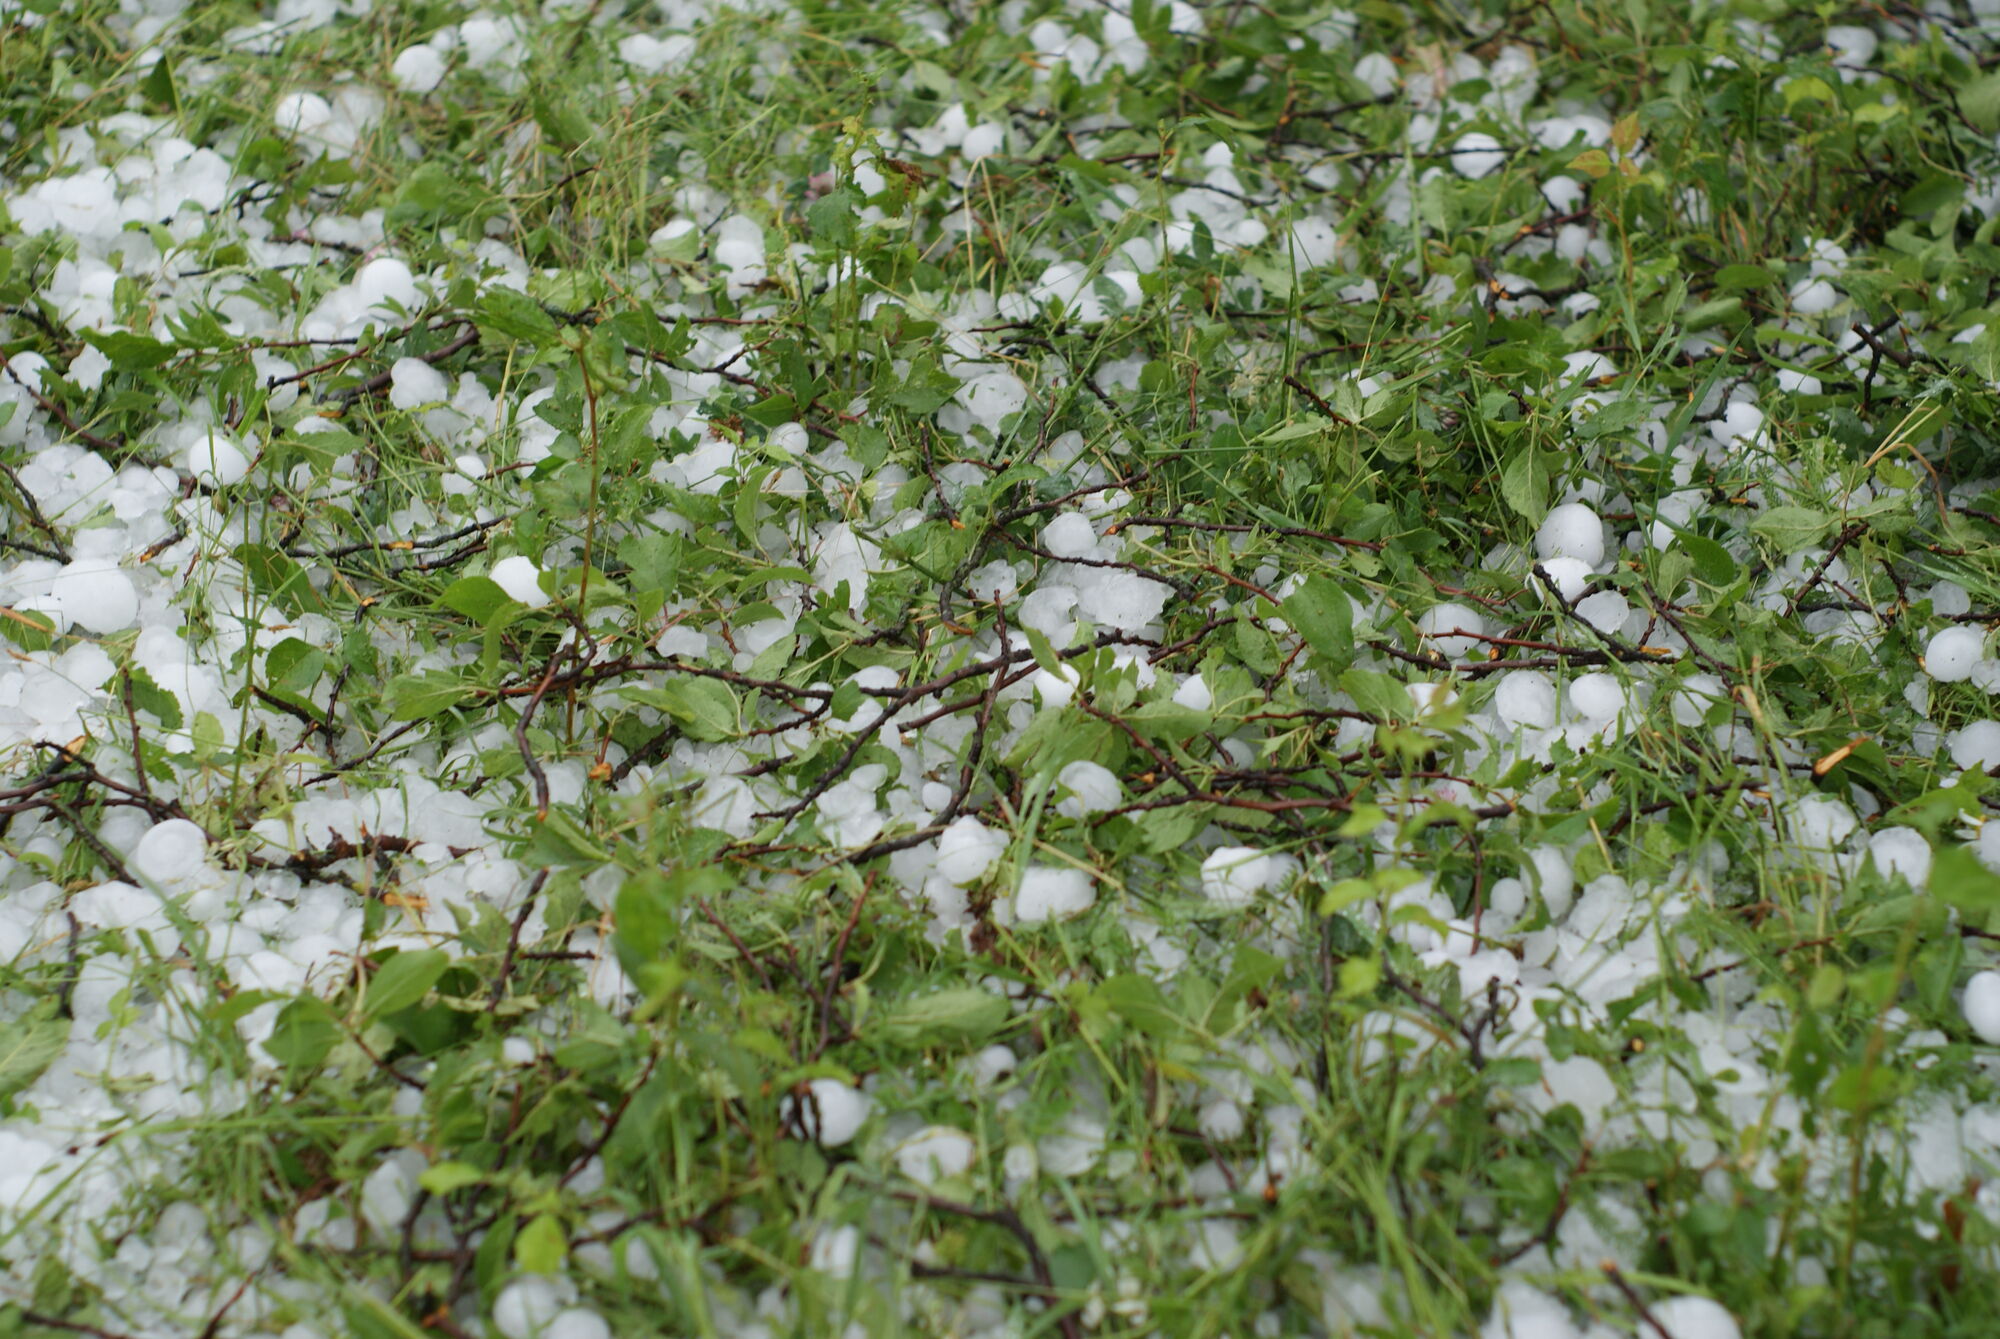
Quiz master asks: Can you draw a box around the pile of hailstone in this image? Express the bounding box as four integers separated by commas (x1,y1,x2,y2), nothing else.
3,1,2000,1337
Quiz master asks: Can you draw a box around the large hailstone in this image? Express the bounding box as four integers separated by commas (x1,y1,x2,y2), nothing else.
936,816,1006,886
1013,866,1096,923
785,1078,871,1146
1535,503,1606,568
1926,625,1984,682
1964,971,2000,1045
1417,602,1487,660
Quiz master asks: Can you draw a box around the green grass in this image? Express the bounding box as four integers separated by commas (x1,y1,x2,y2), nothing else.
4,1,2000,1337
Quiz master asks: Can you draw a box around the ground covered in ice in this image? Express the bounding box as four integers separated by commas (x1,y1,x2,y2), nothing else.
6,0,2000,1335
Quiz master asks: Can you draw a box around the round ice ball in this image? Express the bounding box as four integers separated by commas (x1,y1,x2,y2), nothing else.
787,1078,870,1146
187,432,251,486
1417,602,1486,660
489,555,549,608
131,819,209,886
1964,971,2000,1045
1926,625,1984,682
51,562,137,633
1452,132,1506,179
1534,556,1593,604
1535,503,1606,569
1867,826,1930,887
1648,1296,1741,1339
1494,670,1557,730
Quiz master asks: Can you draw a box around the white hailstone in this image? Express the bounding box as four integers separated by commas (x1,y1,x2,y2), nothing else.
1173,673,1214,712
1494,670,1557,729
891,1127,976,1185
1535,555,1593,604
1525,850,1572,922
50,561,137,633
187,431,251,486
1417,602,1486,659
808,1225,860,1279
1926,626,1984,682
1200,847,1295,907
1775,367,1822,395
388,357,449,409
131,819,208,886
1057,760,1122,814
1568,672,1625,722
970,1045,1018,1091
1562,350,1617,383
1789,278,1840,315
1575,590,1628,636
493,1279,569,1339
617,33,695,74
1930,581,1973,617
1949,721,2000,771
488,555,550,607
1807,237,1849,276
544,1310,612,1339
1286,217,1341,269
1353,51,1399,97
1648,1296,1741,1339
1033,665,1081,708
1042,512,1098,558
357,257,420,313
1407,681,1457,718
1536,503,1606,568
1710,400,1764,447
1867,826,1930,887
936,816,1006,886
1790,794,1858,850
788,1078,871,1146
961,122,1007,160
1672,673,1728,726
1197,1099,1246,1141
391,46,447,93
1481,1281,1581,1339
1453,132,1506,179
1964,972,2000,1045
1014,866,1096,923
1020,587,1080,641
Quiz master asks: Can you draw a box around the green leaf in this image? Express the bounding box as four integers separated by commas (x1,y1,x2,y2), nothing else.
876,988,1010,1046
1339,667,1410,722
385,672,477,721
418,1162,488,1196
124,664,184,729
0,1011,68,1103
0,607,52,653
441,576,514,625
1282,574,1354,672
264,997,340,1072
1091,973,1188,1038
477,288,559,345
515,1213,568,1273
618,530,683,594
1963,70,2000,133
83,330,176,371
884,355,961,415
1714,264,1776,290
1499,445,1547,520
807,188,860,249
234,544,326,617
622,677,739,741
1749,506,1833,554
1679,531,1737,586
364,949,449,1021
1931,845,2000,912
